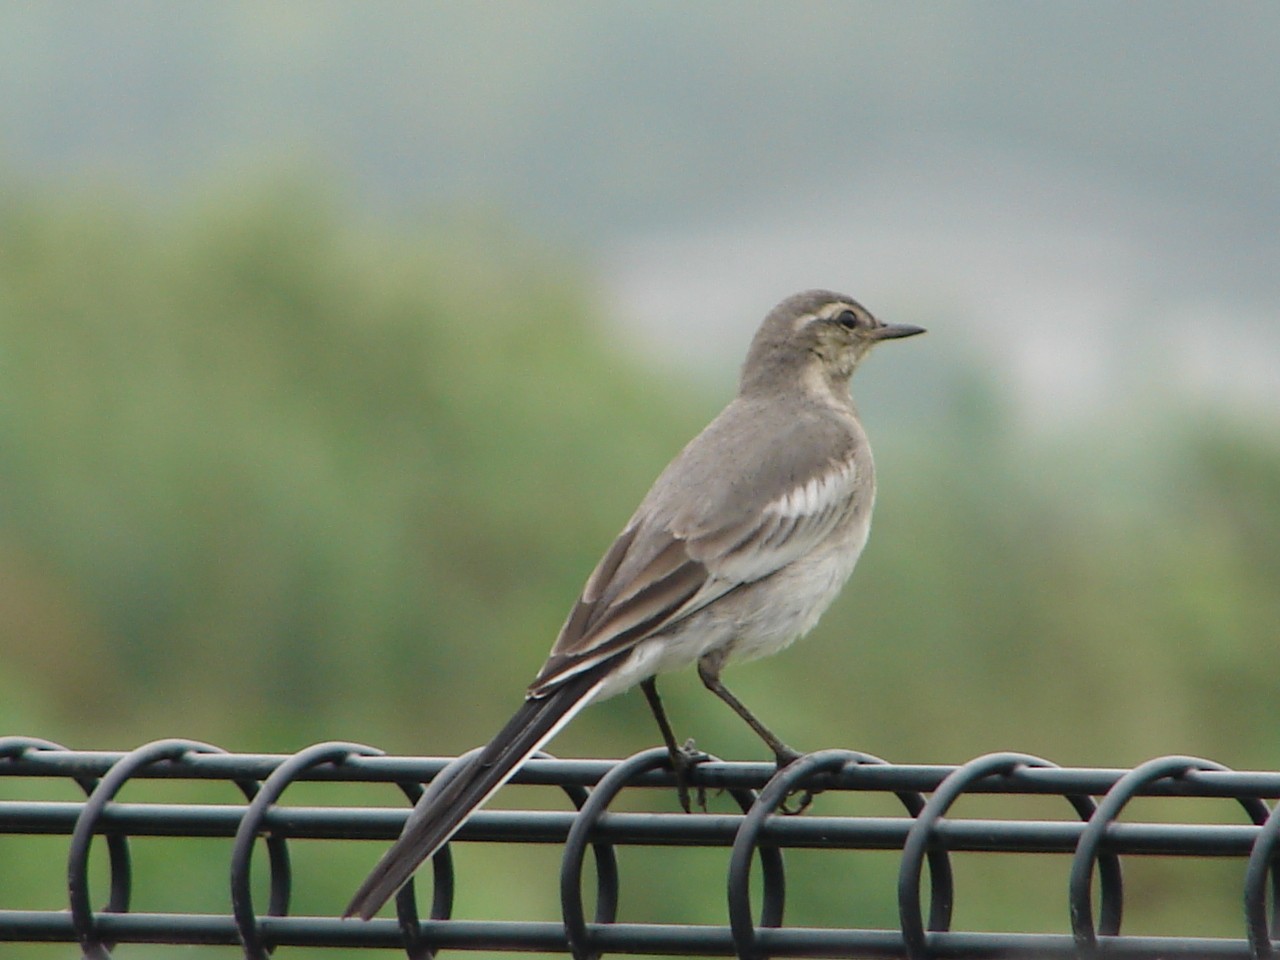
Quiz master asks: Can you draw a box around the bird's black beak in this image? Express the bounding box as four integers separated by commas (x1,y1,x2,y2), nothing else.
870,323,926,340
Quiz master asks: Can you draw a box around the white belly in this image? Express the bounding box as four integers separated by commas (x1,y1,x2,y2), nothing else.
717,515,869,664
595,510,871,700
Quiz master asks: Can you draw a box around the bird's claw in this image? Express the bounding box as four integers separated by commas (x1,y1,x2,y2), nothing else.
772,747,817,815
779,788,817,815
670,739,711,813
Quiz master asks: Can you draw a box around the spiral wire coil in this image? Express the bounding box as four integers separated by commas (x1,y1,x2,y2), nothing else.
3,735,1280,958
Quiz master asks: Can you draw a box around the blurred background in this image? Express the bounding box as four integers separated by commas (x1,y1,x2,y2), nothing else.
1,1,1278,954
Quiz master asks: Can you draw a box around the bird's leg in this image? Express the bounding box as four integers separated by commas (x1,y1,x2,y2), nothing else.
696,655,816,815
696,656,801,766
640,677,708,812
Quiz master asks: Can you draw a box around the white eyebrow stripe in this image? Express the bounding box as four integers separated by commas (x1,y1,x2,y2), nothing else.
764,459,857,519
795,301,858,329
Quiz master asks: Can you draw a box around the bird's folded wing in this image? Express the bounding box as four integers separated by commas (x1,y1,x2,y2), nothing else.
530,453,860,693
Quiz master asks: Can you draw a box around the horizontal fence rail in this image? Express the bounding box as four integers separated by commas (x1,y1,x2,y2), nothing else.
3,736,1280,958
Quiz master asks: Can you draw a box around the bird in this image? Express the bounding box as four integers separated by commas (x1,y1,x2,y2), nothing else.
345,289,924,919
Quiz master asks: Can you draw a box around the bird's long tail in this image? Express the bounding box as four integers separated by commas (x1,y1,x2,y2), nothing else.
344,663,613,920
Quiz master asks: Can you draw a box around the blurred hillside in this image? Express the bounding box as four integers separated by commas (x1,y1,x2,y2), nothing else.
0,177,712,749
3,3,1278,425
1,178,1278,949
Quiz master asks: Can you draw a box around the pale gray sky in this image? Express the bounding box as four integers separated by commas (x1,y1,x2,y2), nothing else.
3,2,1277,422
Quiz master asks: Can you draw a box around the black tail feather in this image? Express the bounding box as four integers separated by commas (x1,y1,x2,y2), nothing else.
344,665,610,920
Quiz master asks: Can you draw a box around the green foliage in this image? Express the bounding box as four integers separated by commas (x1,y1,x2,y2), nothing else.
1,176,1278,951
0,177,702,751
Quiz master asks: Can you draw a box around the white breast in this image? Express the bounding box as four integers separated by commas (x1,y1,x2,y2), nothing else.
722,508,872,665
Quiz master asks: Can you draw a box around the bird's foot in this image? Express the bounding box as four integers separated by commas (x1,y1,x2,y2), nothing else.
780,788,817,815
772,745,818,815
773,745,804,768
669,738,711,813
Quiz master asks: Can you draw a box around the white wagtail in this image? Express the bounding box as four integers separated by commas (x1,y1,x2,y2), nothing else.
346,290,924,919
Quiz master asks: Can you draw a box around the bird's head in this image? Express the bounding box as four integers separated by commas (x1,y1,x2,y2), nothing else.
740,290,925,398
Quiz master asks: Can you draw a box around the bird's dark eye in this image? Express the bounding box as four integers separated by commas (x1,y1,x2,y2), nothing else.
835,309,858,329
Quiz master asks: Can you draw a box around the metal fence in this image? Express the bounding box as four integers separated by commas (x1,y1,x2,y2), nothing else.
3,735,1280,958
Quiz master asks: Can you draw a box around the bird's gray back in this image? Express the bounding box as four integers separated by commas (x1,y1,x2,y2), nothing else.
640,394,871,539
